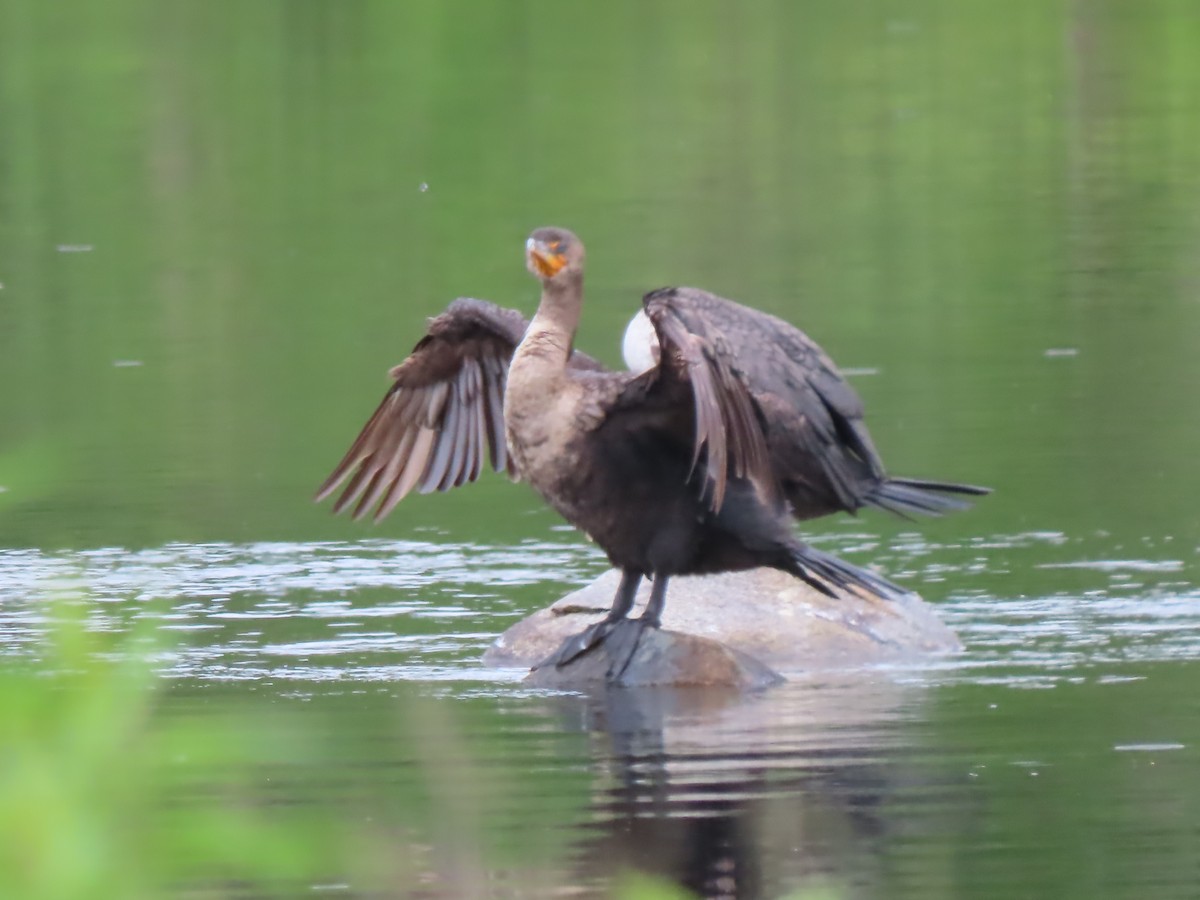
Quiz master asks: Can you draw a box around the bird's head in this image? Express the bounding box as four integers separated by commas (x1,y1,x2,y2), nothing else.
525,227,585,283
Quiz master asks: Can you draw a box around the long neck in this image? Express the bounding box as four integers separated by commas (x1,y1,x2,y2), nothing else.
521,271,583,365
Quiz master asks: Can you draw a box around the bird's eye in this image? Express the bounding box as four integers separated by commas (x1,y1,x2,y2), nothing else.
549,241,563,254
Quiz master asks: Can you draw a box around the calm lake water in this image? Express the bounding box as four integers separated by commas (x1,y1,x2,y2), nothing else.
2,1,1200,897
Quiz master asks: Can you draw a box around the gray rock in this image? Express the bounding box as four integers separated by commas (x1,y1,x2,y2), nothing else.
523,622,783,690
485,567,961,675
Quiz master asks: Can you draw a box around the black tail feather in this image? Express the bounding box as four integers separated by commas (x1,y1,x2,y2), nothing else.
789,544,906,601
866,476,991,520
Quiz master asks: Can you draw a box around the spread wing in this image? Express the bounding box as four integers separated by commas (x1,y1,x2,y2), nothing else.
651,287,885,511
602,288,776,512
316,297,605,522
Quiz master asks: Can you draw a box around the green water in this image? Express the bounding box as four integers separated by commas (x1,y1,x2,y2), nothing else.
2,1,1200,897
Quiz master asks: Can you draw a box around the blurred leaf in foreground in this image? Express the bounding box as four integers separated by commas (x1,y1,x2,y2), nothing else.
0,596,390,899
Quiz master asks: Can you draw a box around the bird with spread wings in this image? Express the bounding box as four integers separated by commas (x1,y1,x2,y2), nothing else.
318,228,987,680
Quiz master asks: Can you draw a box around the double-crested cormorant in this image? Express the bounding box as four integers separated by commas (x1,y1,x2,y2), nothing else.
317,227,987,677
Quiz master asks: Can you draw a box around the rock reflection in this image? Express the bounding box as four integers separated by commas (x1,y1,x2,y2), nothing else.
539,674,919,898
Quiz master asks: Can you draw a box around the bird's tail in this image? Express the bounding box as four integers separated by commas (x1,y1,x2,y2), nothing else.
788,544,906,602
865,477,991,520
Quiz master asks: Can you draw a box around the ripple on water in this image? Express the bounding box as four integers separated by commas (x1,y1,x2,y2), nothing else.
0,531,1197,686
0,539,601,682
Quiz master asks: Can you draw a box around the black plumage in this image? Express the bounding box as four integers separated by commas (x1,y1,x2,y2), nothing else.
632,287,990,522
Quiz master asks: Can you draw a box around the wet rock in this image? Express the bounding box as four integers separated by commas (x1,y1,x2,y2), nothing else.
523,621,783,690
485,567,961,675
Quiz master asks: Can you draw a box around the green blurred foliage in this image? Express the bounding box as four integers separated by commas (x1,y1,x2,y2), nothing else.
0,596,599,897
614,871,847,899
0,598,373,898
615,871,702,900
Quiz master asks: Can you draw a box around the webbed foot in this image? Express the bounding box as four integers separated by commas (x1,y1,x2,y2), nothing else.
533,617,623,671
603,616,658,683
533,570,646,674
533,615,662,684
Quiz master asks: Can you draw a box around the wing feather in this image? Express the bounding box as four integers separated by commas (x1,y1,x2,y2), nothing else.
464,357,487,484
388,426,436,512
482,354,509,472
421,385,459,493
350,469,387,520
649,286,891,514
318,297,607,522
317,298,524,521
354,409,419,516
443,375,471,491
457,358,482,487
627,290,776,512
371,427,420,521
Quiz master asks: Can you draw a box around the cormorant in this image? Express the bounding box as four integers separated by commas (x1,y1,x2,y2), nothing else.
317,227,987,678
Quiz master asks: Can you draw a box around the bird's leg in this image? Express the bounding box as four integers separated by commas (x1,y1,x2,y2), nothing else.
639,574,669,628
534,570,642,670
607,575,669,682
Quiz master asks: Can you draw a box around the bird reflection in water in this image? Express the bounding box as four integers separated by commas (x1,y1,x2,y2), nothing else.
538,676,924,899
